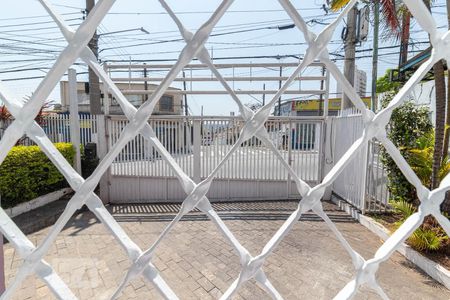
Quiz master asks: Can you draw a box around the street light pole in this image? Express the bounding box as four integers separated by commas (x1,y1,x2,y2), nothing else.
98,27,150,37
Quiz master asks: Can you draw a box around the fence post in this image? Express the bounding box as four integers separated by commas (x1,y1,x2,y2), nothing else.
97,115,110,203
0,197,4,295
360,140,369,214
322,117,334,200
68,69,82,174
102,63,110,116
287,119,293,198
193,119,201,183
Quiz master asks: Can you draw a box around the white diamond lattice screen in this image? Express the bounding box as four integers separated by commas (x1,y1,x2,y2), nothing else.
0,0,449,299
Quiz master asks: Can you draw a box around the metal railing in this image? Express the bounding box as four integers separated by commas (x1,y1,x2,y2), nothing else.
105,115,324,202
107,115,323,182
331,111,367,211
0,114,97,147
365,139,390,212
1,112,391,211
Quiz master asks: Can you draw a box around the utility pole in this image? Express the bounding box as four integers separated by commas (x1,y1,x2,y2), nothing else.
318,66,325,116
371,0,379,112
342,5,358,110
143,63,148,102
262,83,266,106
86,0,102,114
278,66,282,115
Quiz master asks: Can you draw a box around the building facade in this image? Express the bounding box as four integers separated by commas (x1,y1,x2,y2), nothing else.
336,67,367,99
60,81,183,115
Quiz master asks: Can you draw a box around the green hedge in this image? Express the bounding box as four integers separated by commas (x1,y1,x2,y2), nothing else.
0,143,75,208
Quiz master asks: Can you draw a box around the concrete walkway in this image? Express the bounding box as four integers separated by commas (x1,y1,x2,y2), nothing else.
3,201,449,299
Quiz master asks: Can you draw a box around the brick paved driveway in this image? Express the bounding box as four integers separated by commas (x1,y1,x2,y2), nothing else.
4,201,449,299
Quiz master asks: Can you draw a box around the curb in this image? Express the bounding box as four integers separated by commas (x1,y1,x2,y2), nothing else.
4,188,72,218
331,195,450,290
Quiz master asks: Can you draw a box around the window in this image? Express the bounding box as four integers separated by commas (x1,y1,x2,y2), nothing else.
125,94,143,106
159,95,174,112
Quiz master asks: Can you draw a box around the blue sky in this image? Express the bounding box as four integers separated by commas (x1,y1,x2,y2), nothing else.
0,0,448,115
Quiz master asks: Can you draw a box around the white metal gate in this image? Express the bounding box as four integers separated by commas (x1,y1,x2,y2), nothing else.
331,111,390,213
105,115,324,202
331,111,367,211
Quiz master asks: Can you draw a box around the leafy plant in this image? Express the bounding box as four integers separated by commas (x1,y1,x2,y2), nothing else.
0,143,75,208
409,228,447,252
406,131,450,188
390,199,415,222
390,199,448,252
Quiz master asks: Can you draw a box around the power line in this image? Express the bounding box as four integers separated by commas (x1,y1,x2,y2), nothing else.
0,22,82,34
1,71,88,82
101,49,419,63
0,47,430,82
0,12,80,22
107,7,337,15
98,22,315,53
0,17,81,29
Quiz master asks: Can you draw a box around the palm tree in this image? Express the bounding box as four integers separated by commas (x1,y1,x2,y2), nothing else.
441,0,450,213
443,0,450,166
419,0,447,191
431,62,446,189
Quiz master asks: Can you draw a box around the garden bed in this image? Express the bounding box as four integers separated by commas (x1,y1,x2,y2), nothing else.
368,212,450,270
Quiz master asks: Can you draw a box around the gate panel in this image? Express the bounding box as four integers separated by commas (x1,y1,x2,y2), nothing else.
107,116,323,202
331,112,367,211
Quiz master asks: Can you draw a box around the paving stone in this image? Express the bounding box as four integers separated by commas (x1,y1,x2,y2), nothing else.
2,201,450,299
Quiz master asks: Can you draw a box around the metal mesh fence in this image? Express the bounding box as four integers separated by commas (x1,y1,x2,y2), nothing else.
0,0,449,299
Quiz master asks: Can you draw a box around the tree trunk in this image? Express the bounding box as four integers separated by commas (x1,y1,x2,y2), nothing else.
443,0,450,161
443,73,450,159
440,0,450,213
431,60,446,189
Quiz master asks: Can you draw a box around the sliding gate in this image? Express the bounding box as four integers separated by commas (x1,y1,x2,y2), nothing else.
105,115,324,203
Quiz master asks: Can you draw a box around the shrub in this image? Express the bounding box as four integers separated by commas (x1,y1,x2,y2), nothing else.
380,95,433,204
0,143,75,208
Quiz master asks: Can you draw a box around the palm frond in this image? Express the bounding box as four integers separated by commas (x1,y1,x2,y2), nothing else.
380,0,400,32
390,199,416,219
330,0,351,11
408,228,447,252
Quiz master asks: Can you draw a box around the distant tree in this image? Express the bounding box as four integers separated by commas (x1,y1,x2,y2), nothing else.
376,69,401,93
0,105,12,139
